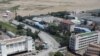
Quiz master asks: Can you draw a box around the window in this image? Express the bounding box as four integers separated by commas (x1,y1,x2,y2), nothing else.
10,44,13,48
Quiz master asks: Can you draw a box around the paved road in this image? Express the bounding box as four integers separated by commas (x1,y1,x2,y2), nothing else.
36,31,60,56
38,31,60,49
19,21,60,49
15,21,60,56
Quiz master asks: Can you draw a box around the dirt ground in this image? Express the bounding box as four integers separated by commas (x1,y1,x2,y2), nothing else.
0,0,100,16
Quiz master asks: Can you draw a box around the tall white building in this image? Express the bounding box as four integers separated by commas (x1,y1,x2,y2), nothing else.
69,31,100,54
0,36,35,56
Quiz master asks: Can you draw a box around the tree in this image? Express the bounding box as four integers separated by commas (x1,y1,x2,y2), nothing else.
36,45,44,50
0,24,2,30
31,31,39,39
48,11,70,18
16,24,25,35
16,30,24,35
54,51,63,56
15,15,24,22
26,28,32,36
17,24,24,30
3,28,7,33
47,24,59,35
26,28,39,39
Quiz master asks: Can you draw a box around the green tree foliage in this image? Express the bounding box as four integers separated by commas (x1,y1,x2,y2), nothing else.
48,24,59,35
0,24,2,30
26,28,39,39
15,15,24,22
47,23,71,46
54,51,63,56
3,28,7,33
16,30,25,35
35,45,44,50
16,24,25,35
17,24,24,30
48,11,70,19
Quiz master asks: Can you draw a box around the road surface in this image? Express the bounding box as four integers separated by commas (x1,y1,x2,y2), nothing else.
15,21,60,56
38,31,60,49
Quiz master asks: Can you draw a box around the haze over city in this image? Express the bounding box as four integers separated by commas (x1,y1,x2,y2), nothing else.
0,0,100,56
0,0,100,16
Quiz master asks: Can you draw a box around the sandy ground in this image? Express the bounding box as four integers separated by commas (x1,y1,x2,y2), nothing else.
0,0,100,16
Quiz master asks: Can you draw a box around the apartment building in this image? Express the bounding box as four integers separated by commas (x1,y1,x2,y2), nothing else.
84,43,100,56
69,31,100,54
0,36,35,56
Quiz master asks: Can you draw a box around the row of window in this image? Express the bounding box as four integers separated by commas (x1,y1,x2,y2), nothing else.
78,41,97,48
79,38,97,45
6,41,26,48
79,35,98,40
79,37,98,43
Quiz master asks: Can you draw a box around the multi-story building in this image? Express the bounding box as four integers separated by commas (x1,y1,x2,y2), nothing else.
69,31,100,54
0,36,35,56
84,43,100,56
60,19,75,32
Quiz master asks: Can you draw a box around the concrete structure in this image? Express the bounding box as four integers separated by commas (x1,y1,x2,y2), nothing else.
84,43,100,56
6,31,16,37
32,15,62,23
60,19,75,32
76,10,100,25
69,31,100,54
0,36,35,56
11,20,20,26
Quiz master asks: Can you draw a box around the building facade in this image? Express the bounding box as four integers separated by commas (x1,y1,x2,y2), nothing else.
84,43,100,56
0,36,35,56
69,31,100,54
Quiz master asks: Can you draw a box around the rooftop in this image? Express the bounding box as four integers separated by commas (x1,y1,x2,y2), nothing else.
78,31,97,37
3,36,25,45
60,19,74,25
32,15,62,23
0,32,31,45
84,43,100,56
76,10,100,25
0,32,10,40
0,36,31,45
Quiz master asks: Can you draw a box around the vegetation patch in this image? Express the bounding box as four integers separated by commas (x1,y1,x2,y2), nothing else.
0,21,17,33
0,0,13,4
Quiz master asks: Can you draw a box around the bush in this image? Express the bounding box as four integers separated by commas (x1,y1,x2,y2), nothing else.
15,15,24,22
54,51,63,56
17,24,24,30
48,11,70,19
26,28,39,39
